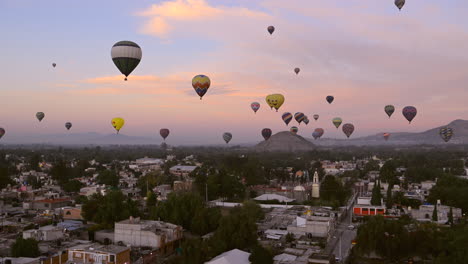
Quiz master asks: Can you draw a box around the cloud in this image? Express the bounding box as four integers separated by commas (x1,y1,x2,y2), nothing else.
137,0,271,39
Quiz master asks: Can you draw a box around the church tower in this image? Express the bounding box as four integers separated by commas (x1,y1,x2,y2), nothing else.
311,170,320,198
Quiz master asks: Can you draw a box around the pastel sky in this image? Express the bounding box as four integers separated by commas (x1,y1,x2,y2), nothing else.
1,0,468,145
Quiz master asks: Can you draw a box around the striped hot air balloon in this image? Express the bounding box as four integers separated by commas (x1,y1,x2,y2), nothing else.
111,41,142,81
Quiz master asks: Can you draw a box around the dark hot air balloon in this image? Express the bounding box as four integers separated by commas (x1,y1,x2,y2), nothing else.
251,102,260,113
65,122,72,130
160,128,170,141
223,132,232,144
342,123,355,138
290,126,298,134
313,114,319,121
395,0,405,11
385,105,395,118
262,128,272,140
36,112,45,122
294,68,300,75
0,128,5,139
52,63,56,68
111,41,142,81
326,96,334,104
332,117,342,129
314,128,324,139
402,106,417,123
294,112,305,125
267,26,275,35
303,117,309,125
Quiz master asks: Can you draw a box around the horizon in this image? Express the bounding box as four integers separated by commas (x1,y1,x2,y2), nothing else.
2,0,468,144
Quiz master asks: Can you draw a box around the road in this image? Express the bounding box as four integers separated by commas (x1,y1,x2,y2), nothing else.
326,192,358,263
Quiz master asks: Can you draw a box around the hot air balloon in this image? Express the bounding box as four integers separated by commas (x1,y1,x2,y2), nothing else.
52,63,56,68
0,128,5,139
262,128,272,141
223,132,232,144
326,96,334,104
111,41,142,81
265,94,285,112
36,112,45,122
192,75,211,99
290,126,298,134
282,112,293,126
303,117,310,125
395,0,405,11
160,128,170,141
294,68,300,75
383,133,390,141
332,117,342,129
439,127,453,143
314,128,324,139
267,26,275,35
251,102,260,114
65,122,72,130
111,117,125,134
312,131,320,140
313,114,319,121
342,123,355,138
294,112,305,125
385,105,395,118
402,106,417,123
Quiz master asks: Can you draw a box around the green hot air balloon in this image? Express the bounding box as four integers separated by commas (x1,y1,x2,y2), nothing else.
36,112,45,122
332,117,342,129
111,41,142,81
385,105,395,118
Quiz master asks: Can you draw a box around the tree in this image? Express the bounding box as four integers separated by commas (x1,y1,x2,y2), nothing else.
371,181,382,206
448,207,453,226
320,175,347,205
432,204,438,222
96,170,119,187
249,245,273,264
11,237,40,257
285,233,295,243
146,191,157,207
386,184,393,209
63,179,84,193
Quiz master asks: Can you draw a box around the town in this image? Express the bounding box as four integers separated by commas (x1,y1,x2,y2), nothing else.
0,145,466,264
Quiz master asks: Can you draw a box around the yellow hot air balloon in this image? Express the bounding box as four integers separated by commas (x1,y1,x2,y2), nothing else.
265,94,285,112
111,118,125,134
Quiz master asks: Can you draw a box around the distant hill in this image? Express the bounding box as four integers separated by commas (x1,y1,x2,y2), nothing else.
314,119,468,146
254,131,315,152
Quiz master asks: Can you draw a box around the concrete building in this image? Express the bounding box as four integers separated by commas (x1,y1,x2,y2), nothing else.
205,249,250,264
31,198,72,211
23,225,64,241
61,207,83,220
287,213,335,239
66,243,130,264
311,171,320,198
169,165,198,178
114,217,182,251
409,201,462,224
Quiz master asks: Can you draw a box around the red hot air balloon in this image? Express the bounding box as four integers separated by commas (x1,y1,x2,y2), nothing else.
290,126,298,134
383,133,390,141
160,128,170,141
402,106,417,124
342,123,355,138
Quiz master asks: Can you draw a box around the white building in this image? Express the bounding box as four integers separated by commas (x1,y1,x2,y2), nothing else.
23,225,63,241
287,213,335,239
409,201,462,224
205,249,250,264
169,165,198,177
311,171,320,198
114,217,182,249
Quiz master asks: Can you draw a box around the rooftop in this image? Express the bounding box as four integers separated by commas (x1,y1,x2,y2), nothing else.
68,243,129,255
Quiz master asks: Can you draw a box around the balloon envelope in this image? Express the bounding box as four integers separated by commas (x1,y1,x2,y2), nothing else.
282,112,293,125
52,63,56,68
223,132,232,144
111,117,125,133
267,26,275,35
303,117,309,125
265,94,285,112
111,41,142,81
332,117,342,129
342,123,355,138
326,96,334,104
192,74,211,99
439,127,453,143
313,114,319,121
402,106,417,123
36,112,45,122
160,128,170,140
251,102,260,113
385,105,395,118
262,128,272,140
65,122,72,130
383,133,390,141
0,128,5,139
294,68,300,75
290,126,298,134
395,0,405,10
294,112,305,124
315,128,324,138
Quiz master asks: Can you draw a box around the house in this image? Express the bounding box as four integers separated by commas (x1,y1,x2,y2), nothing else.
66,243,130,264
169,165,198,177
31,198,72,210
287,212,335,239
409,201,462,224
23,225,64,241
61,207,83,220
114,217,183,253
205,249,250,264
254,194,295,203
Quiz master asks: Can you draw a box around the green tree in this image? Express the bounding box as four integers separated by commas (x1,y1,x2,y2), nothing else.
146,191,157,207
11,237,40,257
249,245,273,264
320,175,346,205
432,204,438,222
63,179,84,193
448,207,453,226
285,233,295,243
386,184,393,208
96,170,119,187
371,181,382,206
